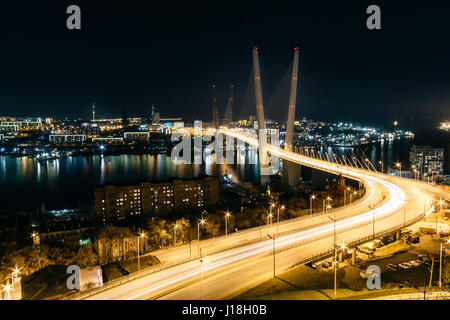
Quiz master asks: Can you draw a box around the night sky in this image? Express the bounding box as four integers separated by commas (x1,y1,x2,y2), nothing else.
1,1,450,129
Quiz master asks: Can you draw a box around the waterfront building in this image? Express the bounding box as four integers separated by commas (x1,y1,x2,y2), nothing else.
123,131,150,141
49,134,87,144
409,145,445,176
95,175,218,223
92,137,124,144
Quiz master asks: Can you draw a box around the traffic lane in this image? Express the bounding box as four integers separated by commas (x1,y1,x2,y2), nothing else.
86,181,428,300
150,180,385,265
159,201,430,300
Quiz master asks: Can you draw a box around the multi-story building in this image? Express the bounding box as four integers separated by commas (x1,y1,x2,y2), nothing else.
95,175,218,223
49,134,87,144
409,145,445,176
123,131,149,141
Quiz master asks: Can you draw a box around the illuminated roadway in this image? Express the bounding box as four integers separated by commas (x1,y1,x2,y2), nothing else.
80,129,449,300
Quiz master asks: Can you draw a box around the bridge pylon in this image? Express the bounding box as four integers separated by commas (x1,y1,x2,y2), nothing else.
252,47,269,169
285,46,300,152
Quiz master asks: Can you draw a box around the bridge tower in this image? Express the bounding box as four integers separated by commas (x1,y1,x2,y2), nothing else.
285,47,300,152
212,84,219,129
252,47,268,167
222,84,234,127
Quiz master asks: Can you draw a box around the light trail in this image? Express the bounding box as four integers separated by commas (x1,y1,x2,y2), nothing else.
82,129,445,300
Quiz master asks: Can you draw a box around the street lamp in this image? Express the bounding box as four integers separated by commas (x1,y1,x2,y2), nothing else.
267,233,276,277
439,239,450,288
328,215,337,299
224,211,231,237
199,256,209,300
30,231,38,245
277,205,285,235
268,213,273,230
2,284,11,300
369,205,375,238
395,162,402,178
197,219,206,257
326,204,332,215
310,194,316,215
393,120,398,132
379,160,383,173
173,224,179,247
137,232,145,273
436,200,445,236
11,267,20,285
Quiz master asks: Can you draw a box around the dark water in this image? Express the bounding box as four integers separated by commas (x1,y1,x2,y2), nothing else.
0,130,447,214
0,151,263,214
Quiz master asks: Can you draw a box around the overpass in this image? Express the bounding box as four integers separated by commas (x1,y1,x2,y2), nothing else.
67,47,450,300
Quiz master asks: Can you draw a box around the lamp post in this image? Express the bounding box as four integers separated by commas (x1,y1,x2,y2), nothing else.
3,284,11,300
199,256,209,300
224,211,231,237
173,224,179,247
267,233,276,277
368,205,375,238
310,194,316,215
328,215,337,299
393,120,398,132
137,232,145,273
439,239,450,288
395,162,402,178
268,213,273,231
277,205,285,235
379,160,383,173
197,219,206,257
31,231,38,246
11,267,20,285
436,200,445,235
344,187,350,206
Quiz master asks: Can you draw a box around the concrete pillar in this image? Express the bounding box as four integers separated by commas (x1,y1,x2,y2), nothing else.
396,230,401,241
352,248,356,265
338,252,343,262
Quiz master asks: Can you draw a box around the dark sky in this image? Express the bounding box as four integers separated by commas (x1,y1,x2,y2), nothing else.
1,1,450,129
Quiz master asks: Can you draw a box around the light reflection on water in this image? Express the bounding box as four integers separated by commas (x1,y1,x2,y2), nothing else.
0,138,416,213
0,153,262,213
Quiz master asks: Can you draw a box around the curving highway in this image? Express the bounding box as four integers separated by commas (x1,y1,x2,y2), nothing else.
78,129,449,300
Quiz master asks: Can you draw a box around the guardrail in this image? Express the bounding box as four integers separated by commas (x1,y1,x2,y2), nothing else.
287,206,430,268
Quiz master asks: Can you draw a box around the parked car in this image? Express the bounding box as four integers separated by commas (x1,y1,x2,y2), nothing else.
387,264,400,271
411,236,420,244
408,260,421,267
413,259,424,266
398,262,412,269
